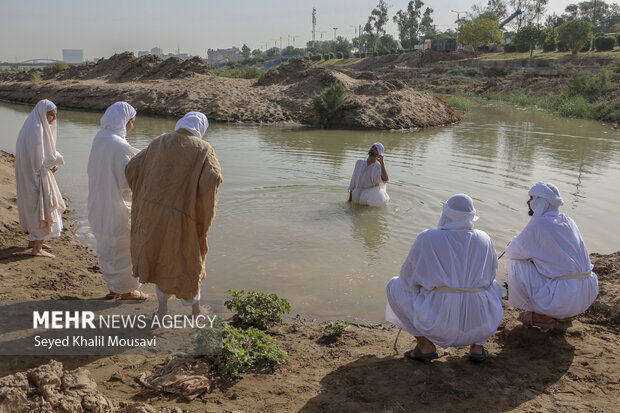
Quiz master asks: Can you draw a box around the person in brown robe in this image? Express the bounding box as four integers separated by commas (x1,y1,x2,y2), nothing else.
125,112,222,317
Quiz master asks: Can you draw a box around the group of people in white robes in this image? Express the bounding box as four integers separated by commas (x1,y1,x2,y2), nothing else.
14,100,599,358
386,185,598,363
15,100,222,318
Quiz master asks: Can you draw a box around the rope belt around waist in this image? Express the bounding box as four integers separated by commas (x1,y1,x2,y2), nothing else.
555,271,592,280
433,286,484,293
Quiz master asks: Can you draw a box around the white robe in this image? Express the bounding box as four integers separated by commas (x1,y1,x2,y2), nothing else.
87,129,139,294
506,212,598,319
386,228,503,348
348,159,389,207
15,101,65,240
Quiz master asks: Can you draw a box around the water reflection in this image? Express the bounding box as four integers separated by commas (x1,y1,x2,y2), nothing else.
347,203,390,260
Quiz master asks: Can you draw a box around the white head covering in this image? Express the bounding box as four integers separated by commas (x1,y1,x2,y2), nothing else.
100,102,136,138
372,142,384,156
528,181,563,217
44,100,57,112
175,112,209,138
437,193,479,230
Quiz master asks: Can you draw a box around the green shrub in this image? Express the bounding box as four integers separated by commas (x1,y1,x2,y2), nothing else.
447,66,480,77
444,94,474,111
192,322,287,375
51,61,69,73
515,42,530,53
225,290,290,330
485,66,509,77
555,95,591,118
324,321,350,337
312,81,347,129
336,52,343,59
503,44,516,53
323,54,330,61
30,71,41,82
616,33,620,46
564,68,610,101
594,36,615,52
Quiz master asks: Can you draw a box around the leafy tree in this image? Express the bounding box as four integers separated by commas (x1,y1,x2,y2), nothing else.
562,1,620,33
377,34,399,53
472,0,508,22
457,17,502,56
436,29,458,39
264,47,280,58
241,44,251,59
542,26,558,51
334,36,353,57
365,0,389,52
508,0,549,28
251,49,263,58
420,7,436,38
393,0,425,49
312,81,347,129
512,23,546,57
281,46,296,56
556,19,594,54
594,35,615,51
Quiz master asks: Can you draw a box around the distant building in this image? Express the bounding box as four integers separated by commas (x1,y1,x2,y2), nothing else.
137,50,150,57
207,47,241,66
431,39,457,52
150,47,163,57
62,49,84,64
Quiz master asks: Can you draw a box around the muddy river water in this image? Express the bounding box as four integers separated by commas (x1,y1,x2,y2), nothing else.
1,101,619,321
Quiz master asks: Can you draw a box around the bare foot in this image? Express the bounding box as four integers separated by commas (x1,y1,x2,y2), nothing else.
120,290,148,300
470,344,484,355
31,250,55,258
191,303,202,317
532,312,553,324
28,241,51,250
414,335,437,354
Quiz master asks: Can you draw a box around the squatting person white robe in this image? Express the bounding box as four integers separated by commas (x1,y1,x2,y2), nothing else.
87,102,140,294
507,182,598,319
15,99,66,240
385,194,503,348
348,142,389,207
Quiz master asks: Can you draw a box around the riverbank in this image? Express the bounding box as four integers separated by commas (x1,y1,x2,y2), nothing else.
1,150,619,411
0,53,460,130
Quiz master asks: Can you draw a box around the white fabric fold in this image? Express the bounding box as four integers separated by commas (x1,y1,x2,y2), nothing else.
507,184,598,319
348,159,389,207
15,99,65,240
88,102,140,294
385,194,503,348
175,112,209,138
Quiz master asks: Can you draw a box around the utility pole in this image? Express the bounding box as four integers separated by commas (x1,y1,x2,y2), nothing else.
312,8,317,42
450,10,468,25
279,36,282,50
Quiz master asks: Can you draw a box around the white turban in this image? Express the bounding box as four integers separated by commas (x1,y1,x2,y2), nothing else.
100,102,136,138
528,182,563,217
372,142,384,156
437,193,479,230
44,100,57,112
175,112,209,138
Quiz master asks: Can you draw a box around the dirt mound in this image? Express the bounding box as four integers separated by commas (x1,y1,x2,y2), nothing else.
256,58,328,86
585,252,620,328
0,360,178,412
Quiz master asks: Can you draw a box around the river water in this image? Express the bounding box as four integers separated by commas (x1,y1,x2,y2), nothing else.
1,101,619,321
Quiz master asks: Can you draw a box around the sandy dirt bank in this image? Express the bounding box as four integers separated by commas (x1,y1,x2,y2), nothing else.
1,151,619,412
0,53,460,130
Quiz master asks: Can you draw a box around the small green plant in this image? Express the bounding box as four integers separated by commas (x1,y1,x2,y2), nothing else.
485,66,509,77
312,81,347,129
30,71,41,82
594,36,615,52
324,321,350,337
563,68,610,102
51,61,69,73
192,322,287,375
225,290,290,330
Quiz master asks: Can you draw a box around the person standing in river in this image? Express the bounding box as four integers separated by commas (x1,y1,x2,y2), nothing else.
15,99,65,258
88,102,147,300
348,142,389,207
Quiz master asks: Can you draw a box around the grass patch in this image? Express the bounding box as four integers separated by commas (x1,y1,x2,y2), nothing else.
213,66,264,79
443,94,477,111
30,71,41,82
475,48,619,61
313,57,365,67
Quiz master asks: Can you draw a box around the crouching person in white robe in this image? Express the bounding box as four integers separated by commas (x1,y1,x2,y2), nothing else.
87,102,147,300
507,182,598,331
348,142,389,207
386,194,503,363
15,99,65,258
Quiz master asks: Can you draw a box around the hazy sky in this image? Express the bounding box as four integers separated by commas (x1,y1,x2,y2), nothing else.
1,0,580,62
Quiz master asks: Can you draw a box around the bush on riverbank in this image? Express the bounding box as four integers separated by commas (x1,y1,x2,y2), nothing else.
225,290,291,330
312,81,347,129
52,62,69,73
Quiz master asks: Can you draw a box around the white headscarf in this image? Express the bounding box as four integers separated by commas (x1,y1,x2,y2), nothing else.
100,102,136,138
17,99,59,170
372,142,384,156
528,181,563,217
437,194,479,230
175,112,209,138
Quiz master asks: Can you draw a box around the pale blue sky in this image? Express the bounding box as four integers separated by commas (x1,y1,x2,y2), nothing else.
1,0,578,61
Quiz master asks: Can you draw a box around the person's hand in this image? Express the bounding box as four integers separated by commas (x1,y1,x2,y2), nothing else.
51,165,58,173
377,155,384,165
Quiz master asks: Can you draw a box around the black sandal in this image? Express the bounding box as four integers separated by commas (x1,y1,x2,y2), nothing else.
405,346,439,362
